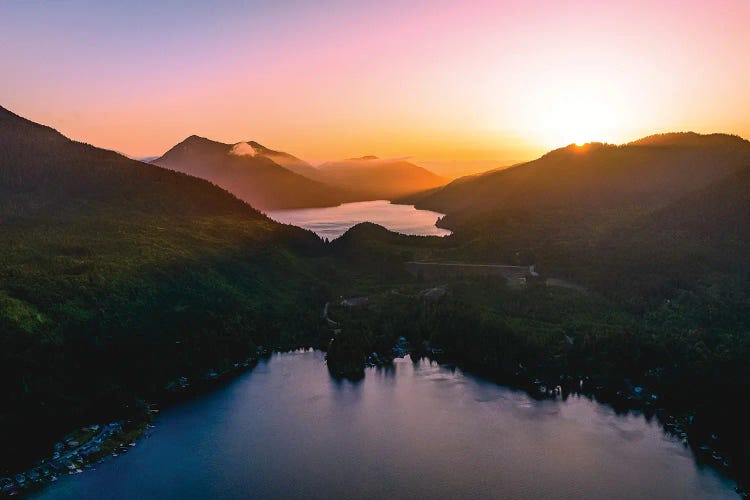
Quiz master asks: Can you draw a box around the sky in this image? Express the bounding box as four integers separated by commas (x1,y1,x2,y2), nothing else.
2,0,750,177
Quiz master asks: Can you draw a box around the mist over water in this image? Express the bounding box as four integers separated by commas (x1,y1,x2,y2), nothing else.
35,351,735,499
268,200,451,240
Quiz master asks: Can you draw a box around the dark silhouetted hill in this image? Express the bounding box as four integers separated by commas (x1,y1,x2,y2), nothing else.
413,134,750,226
0,106,325,471
0,106,258,218
607,166,750,287
628,131,750,149
652,166,750,242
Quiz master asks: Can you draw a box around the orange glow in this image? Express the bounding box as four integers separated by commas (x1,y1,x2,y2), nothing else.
1,1,749,177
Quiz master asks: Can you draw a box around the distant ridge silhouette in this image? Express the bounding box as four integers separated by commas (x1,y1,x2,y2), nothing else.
153,136,351,211
317,156,446,200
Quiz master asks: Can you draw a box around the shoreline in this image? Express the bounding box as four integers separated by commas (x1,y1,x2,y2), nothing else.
3,345,745,497
336,342,748,497
0,350,268,497
424,350,747,496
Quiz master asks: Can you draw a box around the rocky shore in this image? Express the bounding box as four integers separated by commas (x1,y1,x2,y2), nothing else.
0,348,269,497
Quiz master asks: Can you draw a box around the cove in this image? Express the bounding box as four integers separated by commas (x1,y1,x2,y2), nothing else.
34,351,736,499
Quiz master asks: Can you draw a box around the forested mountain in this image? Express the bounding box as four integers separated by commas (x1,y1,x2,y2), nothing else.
0,106,327,471
325,144,750,480
402,134,750,294
413,134,750,226
592,164,750,295
317,156,447,200
0,107,257,218
628,131,750,149
653,165,750,242
4,105,750,487
153,136,351,211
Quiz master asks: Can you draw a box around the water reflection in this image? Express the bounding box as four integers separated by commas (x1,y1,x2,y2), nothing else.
268,200,452,240
36,351,736,499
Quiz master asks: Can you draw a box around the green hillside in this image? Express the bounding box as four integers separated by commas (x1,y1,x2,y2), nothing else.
414,135,750,226
0,106,328,470
4,105,750,485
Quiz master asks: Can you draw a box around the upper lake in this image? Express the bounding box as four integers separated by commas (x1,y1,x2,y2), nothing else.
35,351,735,499
268,200,452,240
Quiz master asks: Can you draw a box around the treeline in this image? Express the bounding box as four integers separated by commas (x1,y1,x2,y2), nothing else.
1,106,334,473
325,274,750,479
0,210,327,472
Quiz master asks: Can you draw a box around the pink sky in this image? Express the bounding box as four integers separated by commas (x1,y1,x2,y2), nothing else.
2,0,749,176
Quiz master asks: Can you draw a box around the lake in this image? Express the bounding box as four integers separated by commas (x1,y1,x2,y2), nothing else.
35,351,735,499
268,200,452,240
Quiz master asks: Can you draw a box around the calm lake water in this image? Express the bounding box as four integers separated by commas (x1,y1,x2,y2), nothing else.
35,351,735,499
268,200,452,240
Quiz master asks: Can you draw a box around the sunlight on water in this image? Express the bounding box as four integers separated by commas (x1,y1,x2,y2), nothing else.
268,200,452,240
36,351,736,500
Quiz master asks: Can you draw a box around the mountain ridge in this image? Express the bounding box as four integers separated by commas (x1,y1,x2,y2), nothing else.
153,136,350,211
1,105,325,470
0,106,262,218
317,156,447,200
412,132,750,223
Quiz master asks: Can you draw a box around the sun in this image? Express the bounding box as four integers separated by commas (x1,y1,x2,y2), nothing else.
519,80,629,148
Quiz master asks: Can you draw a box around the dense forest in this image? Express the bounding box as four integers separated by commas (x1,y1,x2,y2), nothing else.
333,134,750,484
2,106,750,486
0,106,329,470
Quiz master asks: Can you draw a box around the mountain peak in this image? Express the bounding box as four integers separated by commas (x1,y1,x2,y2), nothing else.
162,135,229,158
628,132,750,149
541,142,610,159
348,155,379,161
152,136,348,210
179,134,214,146
244,141,275,154
0,105,259,218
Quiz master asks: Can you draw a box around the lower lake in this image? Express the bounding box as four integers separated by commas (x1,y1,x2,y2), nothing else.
35,351,735,499
268,200,452,240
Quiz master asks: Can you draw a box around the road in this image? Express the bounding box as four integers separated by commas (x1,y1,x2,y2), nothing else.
405,261,586,292
323,302,337,326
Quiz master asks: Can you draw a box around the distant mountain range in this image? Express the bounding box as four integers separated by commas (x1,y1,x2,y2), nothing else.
316,156,447,200
152,139,448,211
152,136,351,211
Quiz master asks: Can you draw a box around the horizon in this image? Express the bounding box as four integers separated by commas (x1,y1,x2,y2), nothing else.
4,2,750,496
2,0,749,177
3,102,749,180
